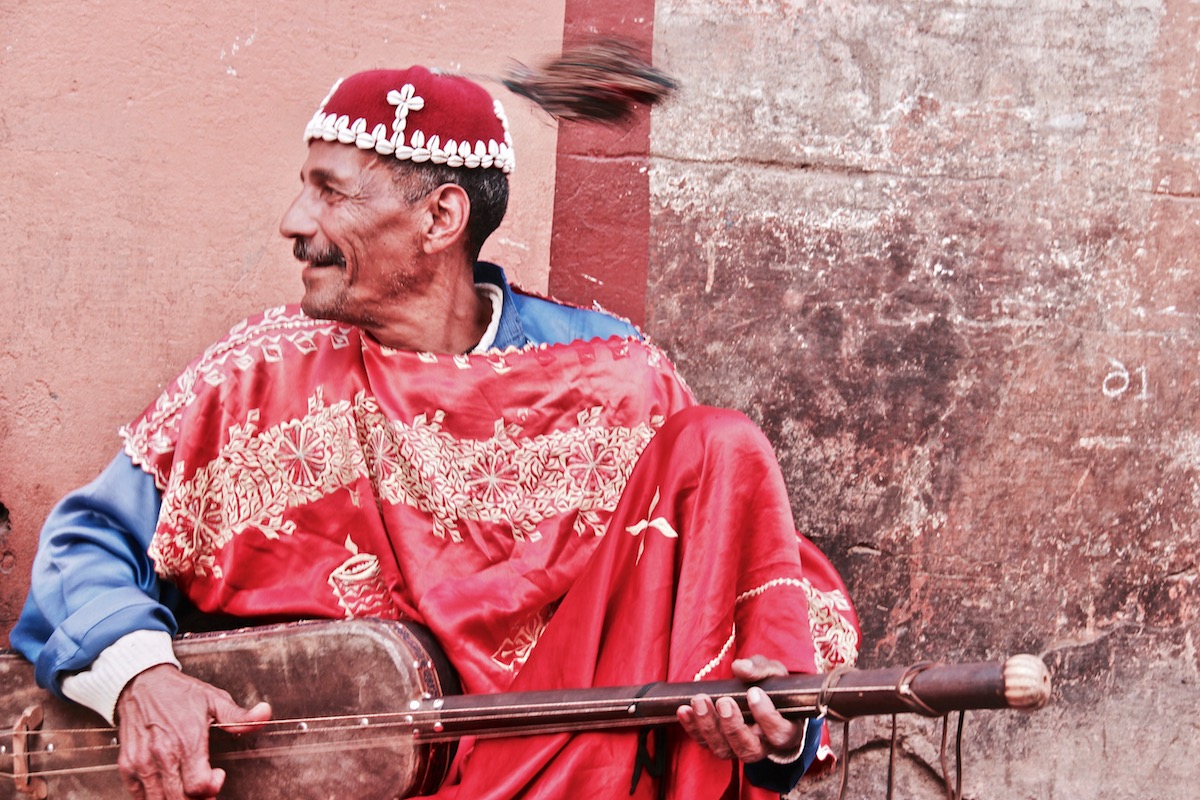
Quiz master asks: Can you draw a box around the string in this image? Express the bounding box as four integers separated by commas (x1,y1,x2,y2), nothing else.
835,719,852,800
938,710,966,800
0,734,423,780
3,682,913,758
0,677,973,782
894,662,943,717
886,714,897,800
954,711,965,800
940,714,953,800
816,665,854,721
0,693,826,782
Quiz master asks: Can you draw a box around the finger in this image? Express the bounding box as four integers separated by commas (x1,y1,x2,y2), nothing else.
137,767,170,800
160,767,188,800
118,754,142,798
145,734,188,800
119,769,148,800
676,704,700,738
118,732,160,800
176,699,251,797
178,756,223,799
731,655,788,681
677,702,721,746
715,696,767,762
686,695,735,759
140,780,166,800
746,686,804,751
179,698,270,797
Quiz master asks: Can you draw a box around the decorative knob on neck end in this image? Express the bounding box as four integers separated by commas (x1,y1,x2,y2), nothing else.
1003,654,1052,710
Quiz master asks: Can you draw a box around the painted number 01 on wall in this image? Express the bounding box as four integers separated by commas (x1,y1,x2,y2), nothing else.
1102,358,1149,400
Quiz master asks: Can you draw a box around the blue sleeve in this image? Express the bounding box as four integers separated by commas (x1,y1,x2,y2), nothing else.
743,717,825,794
9,453,180,697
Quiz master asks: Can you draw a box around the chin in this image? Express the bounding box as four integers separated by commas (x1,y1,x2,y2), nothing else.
302,294,368,328
300,296,340,322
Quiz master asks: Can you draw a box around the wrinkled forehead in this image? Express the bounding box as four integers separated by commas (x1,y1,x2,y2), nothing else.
296,140,402,190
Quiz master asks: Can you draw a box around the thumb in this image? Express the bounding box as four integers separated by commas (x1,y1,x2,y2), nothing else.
213,698,273,734
732,654,788,681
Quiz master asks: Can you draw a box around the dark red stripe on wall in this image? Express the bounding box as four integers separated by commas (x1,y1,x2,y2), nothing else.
549,0,657,328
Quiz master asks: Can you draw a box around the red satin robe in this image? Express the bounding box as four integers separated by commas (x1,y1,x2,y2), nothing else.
123,305,859,798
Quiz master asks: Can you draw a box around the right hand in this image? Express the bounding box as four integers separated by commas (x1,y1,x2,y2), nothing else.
115,664,272,800
676,654,805,765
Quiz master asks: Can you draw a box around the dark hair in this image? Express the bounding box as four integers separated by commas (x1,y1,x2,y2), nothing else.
382,157,509,259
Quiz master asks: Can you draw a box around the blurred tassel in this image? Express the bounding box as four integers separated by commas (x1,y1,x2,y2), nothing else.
502,39,678,122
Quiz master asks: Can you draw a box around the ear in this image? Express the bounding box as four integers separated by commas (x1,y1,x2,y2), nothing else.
421,183,471,255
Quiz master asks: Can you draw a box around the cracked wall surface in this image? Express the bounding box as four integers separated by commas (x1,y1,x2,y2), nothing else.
3,1,1197,797
647,0,1198,797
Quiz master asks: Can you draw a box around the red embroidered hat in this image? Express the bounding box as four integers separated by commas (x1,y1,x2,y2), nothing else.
304,67,515,173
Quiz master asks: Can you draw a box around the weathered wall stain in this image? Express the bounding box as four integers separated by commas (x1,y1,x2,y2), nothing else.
649,0,1198,796
0,501,16,639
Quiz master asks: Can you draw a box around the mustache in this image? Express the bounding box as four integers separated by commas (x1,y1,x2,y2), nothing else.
293,238,346,268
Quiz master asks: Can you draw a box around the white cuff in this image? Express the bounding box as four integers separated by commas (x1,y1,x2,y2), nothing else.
765,718,810,765
61,630,180,724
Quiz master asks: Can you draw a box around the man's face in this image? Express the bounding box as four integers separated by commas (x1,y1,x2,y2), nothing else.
280,141,432,326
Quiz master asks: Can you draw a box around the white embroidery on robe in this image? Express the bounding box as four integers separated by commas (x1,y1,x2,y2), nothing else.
736,578,860,672
328,545,400,620
625,487,679,564
151,393,659,578
491,607,555,674
694,627,738,681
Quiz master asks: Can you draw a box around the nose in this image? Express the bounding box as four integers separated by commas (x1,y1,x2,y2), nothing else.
279,189,318,240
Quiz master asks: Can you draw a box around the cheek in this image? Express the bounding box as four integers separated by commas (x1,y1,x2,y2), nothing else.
338,233,375,272
312,218,361,265
328,209,380,253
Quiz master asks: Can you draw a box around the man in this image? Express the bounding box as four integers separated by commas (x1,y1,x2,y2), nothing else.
13,67,858,799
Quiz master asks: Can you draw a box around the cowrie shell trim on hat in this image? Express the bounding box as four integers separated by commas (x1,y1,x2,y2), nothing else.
386,84,425,135
303,79,515,173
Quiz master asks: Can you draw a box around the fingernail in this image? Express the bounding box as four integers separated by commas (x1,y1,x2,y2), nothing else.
693,700,707,717
748,686,764,704
717,698,734,719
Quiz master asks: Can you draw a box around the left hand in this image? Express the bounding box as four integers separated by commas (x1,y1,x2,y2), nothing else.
676,654,805,763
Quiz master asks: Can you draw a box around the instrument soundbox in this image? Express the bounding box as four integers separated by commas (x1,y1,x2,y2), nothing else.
0,619,1051,800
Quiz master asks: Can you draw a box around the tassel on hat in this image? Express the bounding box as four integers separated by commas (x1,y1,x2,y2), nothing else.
502,38,678,122
304,39,678,173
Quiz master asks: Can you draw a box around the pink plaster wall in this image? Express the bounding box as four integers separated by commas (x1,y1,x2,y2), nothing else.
0,1,567,628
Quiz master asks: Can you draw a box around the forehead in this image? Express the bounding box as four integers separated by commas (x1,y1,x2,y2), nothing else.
299,140,384,184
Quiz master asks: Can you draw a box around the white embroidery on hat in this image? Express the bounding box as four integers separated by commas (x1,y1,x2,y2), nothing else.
387,83,425,135
493,99,515,172
302,77,515,173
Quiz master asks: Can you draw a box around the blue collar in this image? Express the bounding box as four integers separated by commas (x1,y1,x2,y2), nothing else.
474,261,530,350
